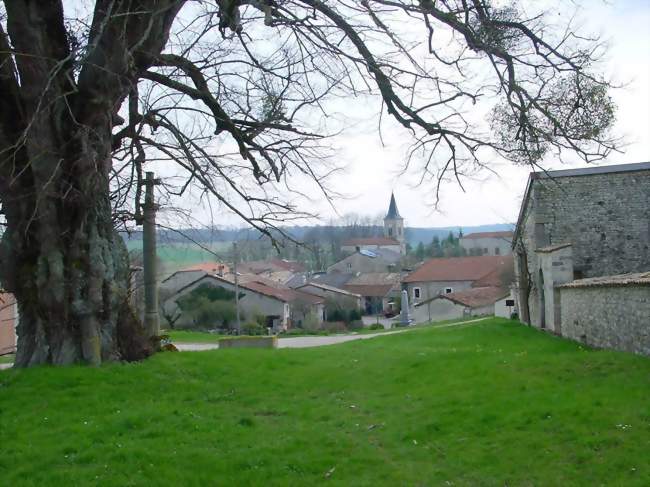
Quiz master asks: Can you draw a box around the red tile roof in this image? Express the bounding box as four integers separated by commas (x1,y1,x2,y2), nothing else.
343,284,395,298
181,262,229,274
342,237,400,246
442,286,509,308
461,231,513,240
403,255,513,283
243,281,323,304
239,259,305,274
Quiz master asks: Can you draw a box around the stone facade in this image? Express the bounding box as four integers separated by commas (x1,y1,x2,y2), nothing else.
404,280,473,306
328,249,401,274
559,284,650,355
513,162,650,328
460,232,513,256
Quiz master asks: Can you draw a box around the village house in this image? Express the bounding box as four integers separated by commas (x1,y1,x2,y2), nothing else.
295,282,362,310
342,272,401,315
412,286,510,324
512,161,650,354
0,292,17,356
163,274,324,332
328,247,401,274
238,259,305,285
402,255,514,305
340,236,402,255
460,231,513,256
160,261,230,295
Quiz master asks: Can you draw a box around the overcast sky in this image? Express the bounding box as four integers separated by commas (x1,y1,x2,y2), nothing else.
157,0,650,230
319,0,650,228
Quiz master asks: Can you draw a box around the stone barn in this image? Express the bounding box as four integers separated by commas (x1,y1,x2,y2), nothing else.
512,162,650,354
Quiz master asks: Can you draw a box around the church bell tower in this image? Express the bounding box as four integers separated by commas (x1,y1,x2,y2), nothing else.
384,192,405,254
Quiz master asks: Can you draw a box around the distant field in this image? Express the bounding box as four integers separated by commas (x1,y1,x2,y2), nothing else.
125,240,232,275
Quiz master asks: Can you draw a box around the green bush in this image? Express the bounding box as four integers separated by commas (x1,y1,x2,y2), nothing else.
241,322,266,336
348,308,362,322
177,283,240,311
190,298,237,329
322,321,347,333
348,320,364,331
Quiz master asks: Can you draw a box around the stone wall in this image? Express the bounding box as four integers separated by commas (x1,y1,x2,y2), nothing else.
515,166,650,328
559,284,650,355
528,169,649,278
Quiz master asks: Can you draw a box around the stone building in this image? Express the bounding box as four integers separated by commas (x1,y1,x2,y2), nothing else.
162,274,324,332
512,162,650,352
460,231,513,256
412,286,509,324
402,255,513,305
328,247,401,274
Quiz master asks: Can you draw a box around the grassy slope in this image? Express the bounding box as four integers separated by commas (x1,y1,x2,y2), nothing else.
1,319,649,486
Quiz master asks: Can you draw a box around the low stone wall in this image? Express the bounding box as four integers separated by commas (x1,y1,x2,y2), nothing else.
560,284,650,355
219,336,278,349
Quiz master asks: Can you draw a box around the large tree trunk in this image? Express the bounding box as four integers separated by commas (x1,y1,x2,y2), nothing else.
0,1,182,366
0,121,151,367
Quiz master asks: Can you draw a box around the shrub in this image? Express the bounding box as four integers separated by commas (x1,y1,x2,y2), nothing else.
242,322,266,336
368,323,385,330
327,308,344,322
189,298,237,329
177,283,239,311
348,320,364,331
301,312,321,331
322,321,347,333
348,308,362,322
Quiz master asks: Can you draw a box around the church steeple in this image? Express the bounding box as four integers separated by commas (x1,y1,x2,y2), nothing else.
386,192,401,219
384,192,405,254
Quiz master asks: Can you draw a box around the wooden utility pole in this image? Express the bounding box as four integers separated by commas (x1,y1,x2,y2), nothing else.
233,241,241,335
141,172,160,339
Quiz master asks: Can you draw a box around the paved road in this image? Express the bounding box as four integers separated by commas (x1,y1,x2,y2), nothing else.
175,317,490,351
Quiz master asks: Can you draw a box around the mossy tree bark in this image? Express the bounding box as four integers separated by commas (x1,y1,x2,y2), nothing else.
0,1,181,366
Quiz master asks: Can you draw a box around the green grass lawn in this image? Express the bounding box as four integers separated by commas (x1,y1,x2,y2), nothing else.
165,329,224,343
0,354,14,364
2,318,649,486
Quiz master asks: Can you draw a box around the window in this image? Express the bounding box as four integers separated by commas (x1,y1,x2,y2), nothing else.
483,248,489,255
398,227,401,236
413,288,421,299
495,247,500,255
347,263,352,270
388,227,393,236
445,287,453,294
